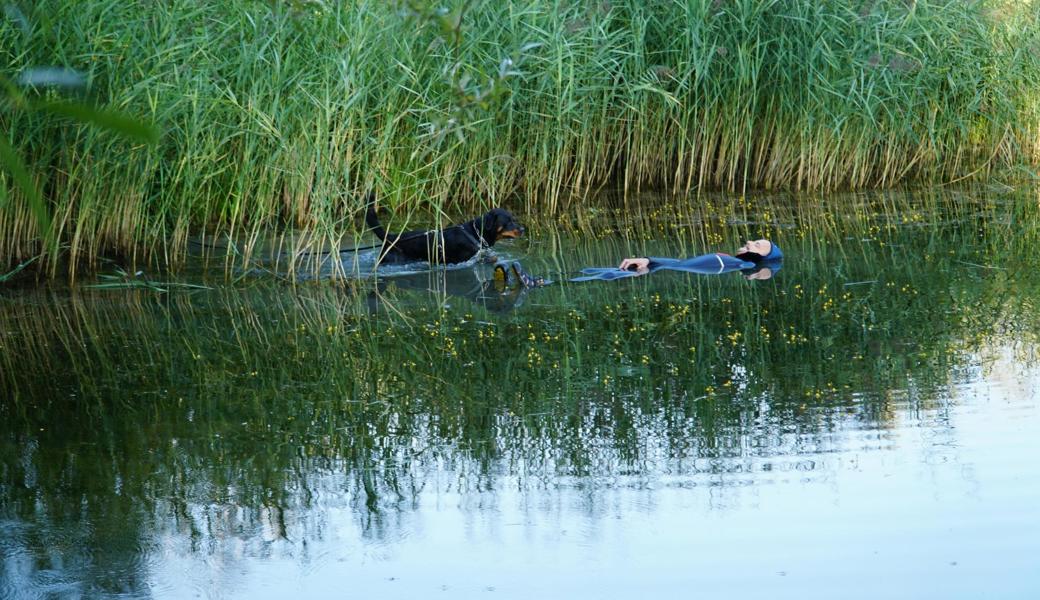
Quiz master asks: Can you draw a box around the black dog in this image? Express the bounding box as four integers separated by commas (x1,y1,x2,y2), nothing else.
365,193,524,264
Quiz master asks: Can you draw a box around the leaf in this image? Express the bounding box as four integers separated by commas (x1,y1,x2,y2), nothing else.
0,255,38,283
84,280,212,292
84,282,165,291
36,100,160,144
16,66,86,90
0,135,55,252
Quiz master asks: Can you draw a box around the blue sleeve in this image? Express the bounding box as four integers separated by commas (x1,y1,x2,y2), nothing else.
648,254,755,274
569,253,756,282
646,257,681,269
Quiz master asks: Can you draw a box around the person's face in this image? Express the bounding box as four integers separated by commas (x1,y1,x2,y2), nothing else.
737,239,771,257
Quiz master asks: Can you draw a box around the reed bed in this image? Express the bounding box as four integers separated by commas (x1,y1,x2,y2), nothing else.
1,0,1039,273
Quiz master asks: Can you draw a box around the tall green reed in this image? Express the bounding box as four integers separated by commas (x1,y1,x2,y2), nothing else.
1,0,1038,274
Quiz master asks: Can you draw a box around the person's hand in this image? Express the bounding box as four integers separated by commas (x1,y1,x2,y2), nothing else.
618,257,650,274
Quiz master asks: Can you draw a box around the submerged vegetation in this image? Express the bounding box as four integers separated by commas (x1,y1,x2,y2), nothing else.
3,192,1039,562
1,0,1039,272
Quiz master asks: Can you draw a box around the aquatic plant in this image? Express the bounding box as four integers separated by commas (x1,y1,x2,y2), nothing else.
3,190,1039,588
1,0,1038,273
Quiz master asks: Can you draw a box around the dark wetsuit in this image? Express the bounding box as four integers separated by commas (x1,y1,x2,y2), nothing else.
571,253,756,281
570,244,783,282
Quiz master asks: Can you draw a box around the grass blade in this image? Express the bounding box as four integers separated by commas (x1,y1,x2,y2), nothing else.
0,135,54,252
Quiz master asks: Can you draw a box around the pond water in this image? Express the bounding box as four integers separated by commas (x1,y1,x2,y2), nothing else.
2,188,1039,599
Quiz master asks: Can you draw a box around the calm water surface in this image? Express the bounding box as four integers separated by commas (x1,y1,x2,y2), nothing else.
2,189,1039,599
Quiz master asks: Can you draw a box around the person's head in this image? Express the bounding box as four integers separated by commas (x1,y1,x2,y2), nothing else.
735,239,772,261
735,239,783,263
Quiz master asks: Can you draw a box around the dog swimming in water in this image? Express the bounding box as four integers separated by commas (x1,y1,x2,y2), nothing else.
364,192,525,265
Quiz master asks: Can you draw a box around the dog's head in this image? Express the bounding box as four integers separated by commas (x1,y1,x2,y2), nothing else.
479,208,525,244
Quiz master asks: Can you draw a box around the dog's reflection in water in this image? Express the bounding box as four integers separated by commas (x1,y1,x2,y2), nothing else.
367,261,548,314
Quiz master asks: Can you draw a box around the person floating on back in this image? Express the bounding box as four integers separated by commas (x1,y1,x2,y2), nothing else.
571,239,783,282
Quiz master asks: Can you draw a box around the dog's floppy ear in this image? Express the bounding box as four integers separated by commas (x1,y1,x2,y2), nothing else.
477,209,503,240
492,209,508,234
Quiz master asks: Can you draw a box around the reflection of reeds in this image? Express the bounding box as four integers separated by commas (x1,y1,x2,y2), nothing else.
3,189,1038,436
2,190,1039,581
1,1,1039,271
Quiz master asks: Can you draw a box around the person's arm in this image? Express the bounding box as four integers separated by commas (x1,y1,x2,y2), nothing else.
617,256,690,271
617,254,757,276
644,254,759,273
646,257,683,269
